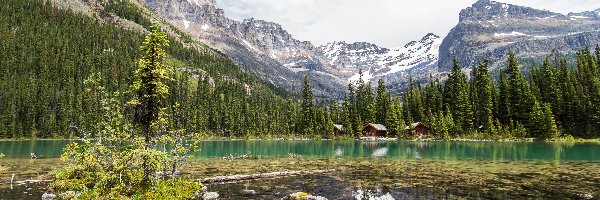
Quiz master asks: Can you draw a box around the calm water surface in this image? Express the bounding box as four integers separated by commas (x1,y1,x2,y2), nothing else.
1,140,599,199
1,140,599,161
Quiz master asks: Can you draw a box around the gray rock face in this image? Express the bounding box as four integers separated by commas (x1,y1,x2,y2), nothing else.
140,0,442,96
141,0,346,97
439,0,600,71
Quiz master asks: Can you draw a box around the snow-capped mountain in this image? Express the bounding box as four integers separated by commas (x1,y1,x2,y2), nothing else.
140,0,442,96
320,33,442,83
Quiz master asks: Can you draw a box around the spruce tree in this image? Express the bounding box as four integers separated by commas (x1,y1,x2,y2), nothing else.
472,60,494,133
497,72,510,124
539,59,562,123
444,58,473,134
506,51,534,129
386,97,405,137
375,79,391,124
300,75,315,135
529,101,560,140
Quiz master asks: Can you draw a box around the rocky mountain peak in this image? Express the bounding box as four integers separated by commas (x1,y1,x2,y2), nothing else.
185,0,216,7
420,33,440,43
460,0,558,21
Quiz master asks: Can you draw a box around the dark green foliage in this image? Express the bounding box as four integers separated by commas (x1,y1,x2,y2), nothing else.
375,79,391,125
443,58,473,134
472,60,494,133
101,0,153,29
300,76,315,135
506,52,535,131
0,0,307,140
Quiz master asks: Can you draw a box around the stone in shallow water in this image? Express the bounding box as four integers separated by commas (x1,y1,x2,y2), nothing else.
242,189,256,195
203,192,219,200
577,193,593,199
41,192,56,200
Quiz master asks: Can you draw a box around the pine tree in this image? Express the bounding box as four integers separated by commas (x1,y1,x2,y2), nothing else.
506,51,534,129
497,72,510,124
441,107,454,139
472,60,494,133
300,76,315,135
539,59,562,114
342,95,353,137
529,101,560,140
386,97,405,137
444,58,473,134
375,79,391,124
588,77,600,133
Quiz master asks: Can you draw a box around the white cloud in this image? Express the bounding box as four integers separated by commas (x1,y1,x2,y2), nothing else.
215,0,600,47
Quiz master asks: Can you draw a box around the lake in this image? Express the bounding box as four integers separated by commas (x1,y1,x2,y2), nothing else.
1,140,599,199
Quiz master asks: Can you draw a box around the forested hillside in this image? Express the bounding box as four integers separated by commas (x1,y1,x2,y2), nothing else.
326,49,600,139
0,0,310,139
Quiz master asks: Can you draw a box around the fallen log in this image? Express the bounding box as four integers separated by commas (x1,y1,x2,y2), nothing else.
15,180,53,184
199,169,336,184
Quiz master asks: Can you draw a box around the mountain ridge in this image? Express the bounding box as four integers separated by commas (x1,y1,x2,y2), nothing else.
439,0,600,71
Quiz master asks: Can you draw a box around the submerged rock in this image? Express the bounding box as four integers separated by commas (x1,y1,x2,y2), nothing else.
242,189,257,195
577,193,593,199
41,193,56,200
203,192,219,200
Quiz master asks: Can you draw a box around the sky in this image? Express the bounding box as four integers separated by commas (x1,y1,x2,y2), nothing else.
215,0,600,48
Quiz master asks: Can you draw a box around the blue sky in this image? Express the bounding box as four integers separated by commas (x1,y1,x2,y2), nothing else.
215,0,600,47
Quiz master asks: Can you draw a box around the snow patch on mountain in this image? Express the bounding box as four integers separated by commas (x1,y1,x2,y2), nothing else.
494,31,527,37
321,33,442,82
201,24,210,30
186,0,200,6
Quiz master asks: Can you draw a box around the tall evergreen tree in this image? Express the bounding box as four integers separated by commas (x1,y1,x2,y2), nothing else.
300,76,315,135
444,58,473,134
375,79,391,124
472,60,494,133
386,97,405,137
506,51,534,130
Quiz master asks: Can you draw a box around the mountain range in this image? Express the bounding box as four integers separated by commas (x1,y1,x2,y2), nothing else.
52,0,600,96
439,0,600,71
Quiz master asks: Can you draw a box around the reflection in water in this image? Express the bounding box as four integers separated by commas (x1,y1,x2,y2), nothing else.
334,147,343,156
372,147,388,157
0,140,600,161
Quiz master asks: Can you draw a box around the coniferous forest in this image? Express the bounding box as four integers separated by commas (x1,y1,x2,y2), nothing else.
1,0,600,140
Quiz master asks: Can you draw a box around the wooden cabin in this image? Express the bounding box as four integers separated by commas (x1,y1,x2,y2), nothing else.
333,124,344,136
363,123,388,137
406,122,429,137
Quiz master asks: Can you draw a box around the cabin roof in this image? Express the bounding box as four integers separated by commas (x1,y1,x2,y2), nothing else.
406,122,429,130
366,123,387,131
333,124,344,130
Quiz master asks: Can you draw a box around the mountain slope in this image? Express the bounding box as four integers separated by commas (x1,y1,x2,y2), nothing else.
141,0,345,97
140,0,443,95
320,33,442,83
439,0,600,71
0,0,300,138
